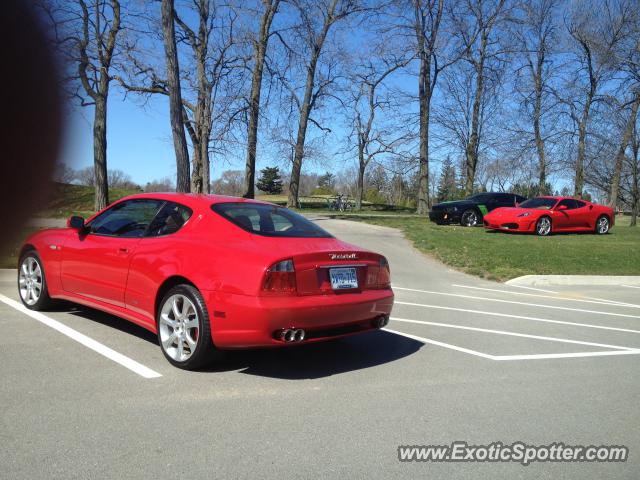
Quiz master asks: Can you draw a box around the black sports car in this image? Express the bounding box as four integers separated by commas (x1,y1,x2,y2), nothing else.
429,192,526,227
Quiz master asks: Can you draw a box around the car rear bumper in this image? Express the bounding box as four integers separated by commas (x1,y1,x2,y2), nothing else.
203,289,394,348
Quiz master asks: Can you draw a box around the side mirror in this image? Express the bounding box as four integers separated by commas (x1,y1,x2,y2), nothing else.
557,205,568,211
67,216,85,230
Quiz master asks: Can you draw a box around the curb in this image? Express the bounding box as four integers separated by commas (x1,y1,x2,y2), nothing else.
506,275,640,287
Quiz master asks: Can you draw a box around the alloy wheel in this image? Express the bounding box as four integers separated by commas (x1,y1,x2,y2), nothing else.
597,217,609,234
536,217,551,236
19,256,43,306
462,210,478,227
159,294,200,362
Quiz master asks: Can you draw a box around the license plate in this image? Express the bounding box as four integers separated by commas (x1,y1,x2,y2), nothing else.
329,267,358,290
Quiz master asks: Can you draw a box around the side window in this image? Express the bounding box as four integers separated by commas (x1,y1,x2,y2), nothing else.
557,199,577,210
146,202,193,237
574,200,586,208
498,193,514,206
87,199,164,237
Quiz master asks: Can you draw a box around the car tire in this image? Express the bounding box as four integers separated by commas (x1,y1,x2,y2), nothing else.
18,250,54,310
460,209,479,227
535,216,552,236
157,284,218,370
595,215,610,235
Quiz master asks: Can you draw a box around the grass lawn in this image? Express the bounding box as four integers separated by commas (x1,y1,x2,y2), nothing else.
347,214,640,281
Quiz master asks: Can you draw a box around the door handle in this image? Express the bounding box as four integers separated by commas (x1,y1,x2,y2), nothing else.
118,247,130,254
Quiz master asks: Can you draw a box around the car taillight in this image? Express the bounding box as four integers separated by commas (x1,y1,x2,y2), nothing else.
263,259,297,294
378,257,391,288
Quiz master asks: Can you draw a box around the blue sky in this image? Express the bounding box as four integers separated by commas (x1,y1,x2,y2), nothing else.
62,93,180,185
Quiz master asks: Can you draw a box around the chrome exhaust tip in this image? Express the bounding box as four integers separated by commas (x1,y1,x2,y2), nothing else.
294,329,306,342
372,315,389,328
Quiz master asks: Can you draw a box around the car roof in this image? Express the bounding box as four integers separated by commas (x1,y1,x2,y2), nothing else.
117,192,275,209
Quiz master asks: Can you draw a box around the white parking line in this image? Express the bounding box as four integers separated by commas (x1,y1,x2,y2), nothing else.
394,290,640,319
448,284,640,309
383,328,494,359
391,302,640,334
505,285,558,294
0,294,162,379
582,296,640,308
384,327,640,361
390,317,639,351
622,285,640,289
492,350,640,361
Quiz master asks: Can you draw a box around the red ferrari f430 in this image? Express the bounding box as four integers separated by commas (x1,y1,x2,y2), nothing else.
17,194,394,369
482,196,614,236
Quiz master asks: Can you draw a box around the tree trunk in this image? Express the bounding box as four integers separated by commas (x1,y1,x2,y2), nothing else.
631,150,638,227
191,144,203,193
533,63,546,192
608,92,640,209
465,42,486,196
574,83,596,198
287,0,337,208
631,142,638,227
416,46,431,214
161,0,190,193
244,0,279,199
356,143,365,210
93,95,109,211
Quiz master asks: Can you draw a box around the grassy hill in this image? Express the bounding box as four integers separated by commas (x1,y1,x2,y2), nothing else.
39,183,142,219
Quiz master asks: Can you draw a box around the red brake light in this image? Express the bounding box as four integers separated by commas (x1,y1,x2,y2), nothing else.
377,257,391,289
263,259,297,294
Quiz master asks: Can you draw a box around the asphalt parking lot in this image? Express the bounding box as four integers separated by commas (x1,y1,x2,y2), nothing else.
1,218,639,479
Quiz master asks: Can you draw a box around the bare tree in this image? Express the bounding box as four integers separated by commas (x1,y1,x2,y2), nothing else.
451,0,507,195
566,0,630,198
512,0,557,192
349,54,411,210
412,0,445,214
286,0,362,208
54,0,121,210
117,1,241,194
606,1,640,207
242,0,281,199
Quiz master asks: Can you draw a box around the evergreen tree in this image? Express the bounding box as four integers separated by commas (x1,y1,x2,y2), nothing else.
256,166,283,194
436,157,459,202
318,171,335,191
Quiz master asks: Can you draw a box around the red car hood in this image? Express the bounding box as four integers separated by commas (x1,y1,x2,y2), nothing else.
484,207,545,221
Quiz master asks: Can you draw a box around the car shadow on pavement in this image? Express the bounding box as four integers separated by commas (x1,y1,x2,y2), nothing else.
54,303,423,379
199,330,423,380
58,303,159,344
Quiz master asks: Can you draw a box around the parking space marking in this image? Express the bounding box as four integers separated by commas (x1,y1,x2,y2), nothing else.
622,285,640,289
393,291,640,319
0,294,162,379
384,327,640,361
582,296,640,308
448,284,640,309
390,317,640,351
383,328,494,359
492,350,640,361
392,302,640,334
503,285,558,294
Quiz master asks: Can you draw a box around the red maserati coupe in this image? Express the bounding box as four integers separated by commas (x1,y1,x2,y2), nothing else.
482,196,614,236
18,194,394,369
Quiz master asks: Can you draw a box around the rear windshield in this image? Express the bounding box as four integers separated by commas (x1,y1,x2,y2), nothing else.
519,197,558,209
212,202,333,238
